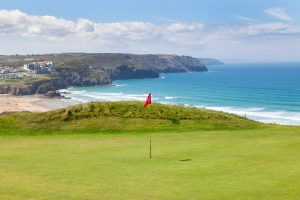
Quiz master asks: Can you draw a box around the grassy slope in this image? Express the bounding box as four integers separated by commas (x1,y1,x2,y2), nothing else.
0,75,50,86
0,101,263,135
0,102,299,200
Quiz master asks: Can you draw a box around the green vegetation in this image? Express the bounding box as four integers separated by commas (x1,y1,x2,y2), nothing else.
0,102,299,199
0,53,207,92
0,101,263,135
0,75,50,86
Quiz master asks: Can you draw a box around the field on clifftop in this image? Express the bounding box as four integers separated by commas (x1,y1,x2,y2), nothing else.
0,102,299,200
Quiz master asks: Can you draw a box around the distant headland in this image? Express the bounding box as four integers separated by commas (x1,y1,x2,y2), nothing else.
0,53,223,96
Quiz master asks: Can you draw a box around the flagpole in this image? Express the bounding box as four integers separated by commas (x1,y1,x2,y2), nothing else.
144,93,152,158
149,102,152,158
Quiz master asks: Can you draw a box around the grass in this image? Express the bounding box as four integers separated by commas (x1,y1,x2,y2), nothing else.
0,102,299,199
0,101,263,135
0,75,50,86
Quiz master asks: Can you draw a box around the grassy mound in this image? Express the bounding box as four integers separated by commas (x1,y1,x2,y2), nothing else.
0,101,264,135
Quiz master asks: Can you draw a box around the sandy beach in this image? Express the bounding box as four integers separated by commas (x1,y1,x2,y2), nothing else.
0,94,75,113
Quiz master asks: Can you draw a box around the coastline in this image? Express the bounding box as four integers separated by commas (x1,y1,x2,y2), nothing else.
0,94,75,113
59,64,300,126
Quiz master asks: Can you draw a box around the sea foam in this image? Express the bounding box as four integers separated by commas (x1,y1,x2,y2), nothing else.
60,63,300,126
202,106,300,125
61,89,300,125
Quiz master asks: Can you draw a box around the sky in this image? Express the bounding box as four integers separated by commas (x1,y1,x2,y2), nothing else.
0,0,300,62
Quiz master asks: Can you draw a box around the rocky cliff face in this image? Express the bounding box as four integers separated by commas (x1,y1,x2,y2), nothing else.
198,58,224,65
0,53,208,95
108,65,159,80
0,78,67,95
129,54,207,73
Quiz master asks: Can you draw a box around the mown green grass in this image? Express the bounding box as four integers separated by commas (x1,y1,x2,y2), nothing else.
0,102,299,200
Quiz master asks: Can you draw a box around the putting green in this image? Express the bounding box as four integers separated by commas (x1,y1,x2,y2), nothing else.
1,127,299,200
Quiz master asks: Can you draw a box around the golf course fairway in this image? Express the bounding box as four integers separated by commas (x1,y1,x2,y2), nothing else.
0,102,299,199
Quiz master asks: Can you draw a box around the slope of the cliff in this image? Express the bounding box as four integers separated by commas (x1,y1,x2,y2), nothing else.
0,53,207,95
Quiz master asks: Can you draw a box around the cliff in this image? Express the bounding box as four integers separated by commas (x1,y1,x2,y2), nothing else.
198,58,224,65
0,53,208,95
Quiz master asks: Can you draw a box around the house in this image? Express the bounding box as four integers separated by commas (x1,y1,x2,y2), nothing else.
23,61,54,74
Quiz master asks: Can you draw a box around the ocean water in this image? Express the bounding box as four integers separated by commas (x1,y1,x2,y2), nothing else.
61,63,300,125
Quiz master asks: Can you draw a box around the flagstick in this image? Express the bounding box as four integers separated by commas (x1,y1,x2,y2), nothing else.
149,104,152,158
149,138,152,158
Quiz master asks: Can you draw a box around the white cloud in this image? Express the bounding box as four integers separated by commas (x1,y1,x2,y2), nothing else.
166,23,204,32
76,18,95,32
0,9,76,39
1,9,300,62
264,7,293,22
236,15,261,23
0,9,27,33
149,16,176,22
0,9,204,41
236,23,295,35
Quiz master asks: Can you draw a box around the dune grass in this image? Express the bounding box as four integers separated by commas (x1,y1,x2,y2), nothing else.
0,101,263,136
0,102,299,199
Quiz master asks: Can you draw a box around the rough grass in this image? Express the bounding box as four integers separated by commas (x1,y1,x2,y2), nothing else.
0,102,299,200
0,101,264,136
0,75,50,86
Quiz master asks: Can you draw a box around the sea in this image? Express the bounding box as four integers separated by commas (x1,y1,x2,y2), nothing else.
60,63,300,125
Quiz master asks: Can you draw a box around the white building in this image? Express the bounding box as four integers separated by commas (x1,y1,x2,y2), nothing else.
23,61,54,73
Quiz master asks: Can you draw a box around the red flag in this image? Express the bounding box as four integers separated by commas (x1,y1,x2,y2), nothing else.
144,93,152,108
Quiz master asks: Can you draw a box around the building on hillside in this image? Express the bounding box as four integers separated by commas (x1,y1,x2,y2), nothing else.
23,61,54,74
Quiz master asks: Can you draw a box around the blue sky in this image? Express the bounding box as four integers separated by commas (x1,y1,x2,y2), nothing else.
1,0,300,62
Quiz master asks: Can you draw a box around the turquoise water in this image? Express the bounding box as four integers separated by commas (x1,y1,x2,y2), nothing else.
61,63,300,125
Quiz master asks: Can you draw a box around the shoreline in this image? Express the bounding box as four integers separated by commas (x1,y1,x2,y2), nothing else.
0,94,75,113
60,78,300,126
1,93,299,126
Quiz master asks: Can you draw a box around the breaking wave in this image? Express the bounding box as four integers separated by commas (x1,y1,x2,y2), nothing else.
201,106,300,125
112,84,128,87
61,89,300,125
164,96,178,100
